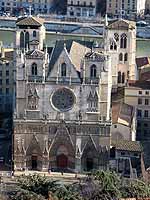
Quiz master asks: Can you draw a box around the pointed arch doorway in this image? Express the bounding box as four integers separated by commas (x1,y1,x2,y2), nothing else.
32,155,38,170
57,154,68,169
56,145,68,170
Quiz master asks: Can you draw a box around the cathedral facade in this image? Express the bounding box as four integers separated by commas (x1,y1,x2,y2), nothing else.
13,16,112,172
13,16,136,172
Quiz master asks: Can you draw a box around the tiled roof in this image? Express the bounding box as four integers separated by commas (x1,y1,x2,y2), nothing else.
26,49,44,58
136,57,149,69
107,19,135,30
48,40,93,76
128,80,150,89
16,16,43,26
111,140,142,152
112,102,134,127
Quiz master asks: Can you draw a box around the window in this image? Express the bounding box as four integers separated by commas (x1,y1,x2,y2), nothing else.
0,71,2,76
6,70,9,76
31,63,37,76
33,31,36,37
145,99,149,105
138,98,142,105
137,109,142,117
90,64,97,78
124,53,128,61
110,40,117,50
146,91,149,95
139,91,142,95
120,33,127,48
0,88,2,94
118,71,121,83
0,79,2,85
6,79,9,85
6,88,9,94
122,72,125,83
61,63,67,77
144,123,148,127
20,31,24,48
114,125,117,128
25,32,29,49
144,110,148,118
6,63,9,66
119,53,123,61
114,33,119,41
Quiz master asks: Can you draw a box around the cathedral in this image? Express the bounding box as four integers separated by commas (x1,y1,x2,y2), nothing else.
13,16,136,172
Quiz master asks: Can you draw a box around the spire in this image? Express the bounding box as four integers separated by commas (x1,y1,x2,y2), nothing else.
29,5,32,17
105,14,108,27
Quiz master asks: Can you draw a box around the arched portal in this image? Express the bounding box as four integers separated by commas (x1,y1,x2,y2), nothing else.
32,155,38,170
57,154,68,169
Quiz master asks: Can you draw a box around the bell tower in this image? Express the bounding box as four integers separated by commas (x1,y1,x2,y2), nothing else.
15,16,45,51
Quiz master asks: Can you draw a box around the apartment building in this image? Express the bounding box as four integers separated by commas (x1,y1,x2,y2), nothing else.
0,0,53,15
124,81,150,141
106,0,146,18
0,47,14,113
67,0,97,18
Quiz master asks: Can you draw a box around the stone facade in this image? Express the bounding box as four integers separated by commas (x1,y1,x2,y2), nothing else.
14,16,112,172
104,18,136,90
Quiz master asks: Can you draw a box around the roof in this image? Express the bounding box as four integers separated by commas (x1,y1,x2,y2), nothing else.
111,140,142,152
30,40,40,45
128,80,150,89
48,40,92,75
136,57,149,69
112,102,134,127
107,19,135,30
16,16,43,26
26,49,44,58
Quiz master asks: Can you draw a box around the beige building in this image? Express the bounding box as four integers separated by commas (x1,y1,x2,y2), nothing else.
67,0,96,18
111,102,136,141
124,81,150,141
106,0,146,18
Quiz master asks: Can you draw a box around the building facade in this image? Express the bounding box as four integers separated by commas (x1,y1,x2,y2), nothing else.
67,0,96,18
13,16,112,172
0,0,53,15
106,0,146,18
0,46,14,113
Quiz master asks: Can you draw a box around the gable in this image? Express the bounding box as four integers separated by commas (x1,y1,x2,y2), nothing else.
47,47,81,81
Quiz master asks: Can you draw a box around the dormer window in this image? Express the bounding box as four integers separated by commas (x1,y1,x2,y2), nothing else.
61,63,66,77
90,64,97,78
31,63,37,76
33,31,36,37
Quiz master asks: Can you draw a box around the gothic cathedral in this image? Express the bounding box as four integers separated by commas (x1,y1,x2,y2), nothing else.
13,16,136,172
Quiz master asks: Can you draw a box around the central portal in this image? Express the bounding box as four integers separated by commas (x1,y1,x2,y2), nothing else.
86,158,93,171
57,154,68,169
32,155,38,170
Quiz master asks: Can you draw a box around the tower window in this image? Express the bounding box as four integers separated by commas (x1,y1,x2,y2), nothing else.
33,31,36,37
61,63,66,77
120,33,127,48
119,53,123,61
20,31,24,48
122,72,125,83
31,63,37,76
90,64,97,78
124,53,128,61
25,32,30,49
118,71,121,83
